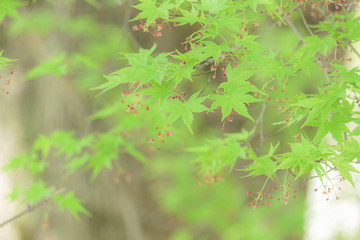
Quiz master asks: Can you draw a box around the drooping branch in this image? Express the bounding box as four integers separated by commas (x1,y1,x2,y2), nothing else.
0,189,66,229
0,199,50,229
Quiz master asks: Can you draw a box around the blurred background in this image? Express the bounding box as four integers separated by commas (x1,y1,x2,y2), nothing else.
0,0,359,239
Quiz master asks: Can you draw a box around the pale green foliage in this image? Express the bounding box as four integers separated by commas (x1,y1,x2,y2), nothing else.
24,181,52,205
0,50,16,70
2,0,360,229
242,143,278,178
188,130,250,175
53,191,91,221
0,0,24,23
26,54,68,80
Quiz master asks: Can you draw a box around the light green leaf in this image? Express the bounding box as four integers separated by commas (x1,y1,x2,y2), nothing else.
26,53,68,80
53,191,91,221
8,186,22,201
24,181,51,205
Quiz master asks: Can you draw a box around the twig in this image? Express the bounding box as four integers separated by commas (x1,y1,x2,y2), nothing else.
193,58,214,70
288,165,338,182
199,74,212,96
347,42,360,60
259,106,264,151
0,189,66,229
300,9,313,36
108,0,136,72
0,201,49,229
249,76,279,145
248,98,269,142
284,15,304,39
283,15,331,84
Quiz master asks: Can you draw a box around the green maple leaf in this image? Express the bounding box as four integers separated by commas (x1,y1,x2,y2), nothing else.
24,181,51,205
277,139,330,178
189,132,248,175
165,91,208,134
87,133,124,180
249,0,273,12
339,138,360,161
140,81,172,101
199,0,231,14
8,186,22,201
53,191,91,221
313,161,330,188
331,158,359,187
208,64,260,121
32,135,52,159
313,112,350,143
64,153,90,173
293,84,347,128
210,82,258,121
173,7,202,26
95,44,170,95
133,0,175,24
3,153,33,171
0,50,16,70
0,0,24,22
168,51,198,86
241,144,278,178
26,53,68,80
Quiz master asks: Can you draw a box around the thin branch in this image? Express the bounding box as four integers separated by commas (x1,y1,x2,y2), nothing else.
249,76,279,146
299,9,313,36
284,15,304,39
0,189,66,229
0,201,49,229
199,74,212,96
288,166,338,182
193,58,214,70
248,98,268,142
348,42,360,59
283,15,331,84
259,106,264,151
108,0,136,72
